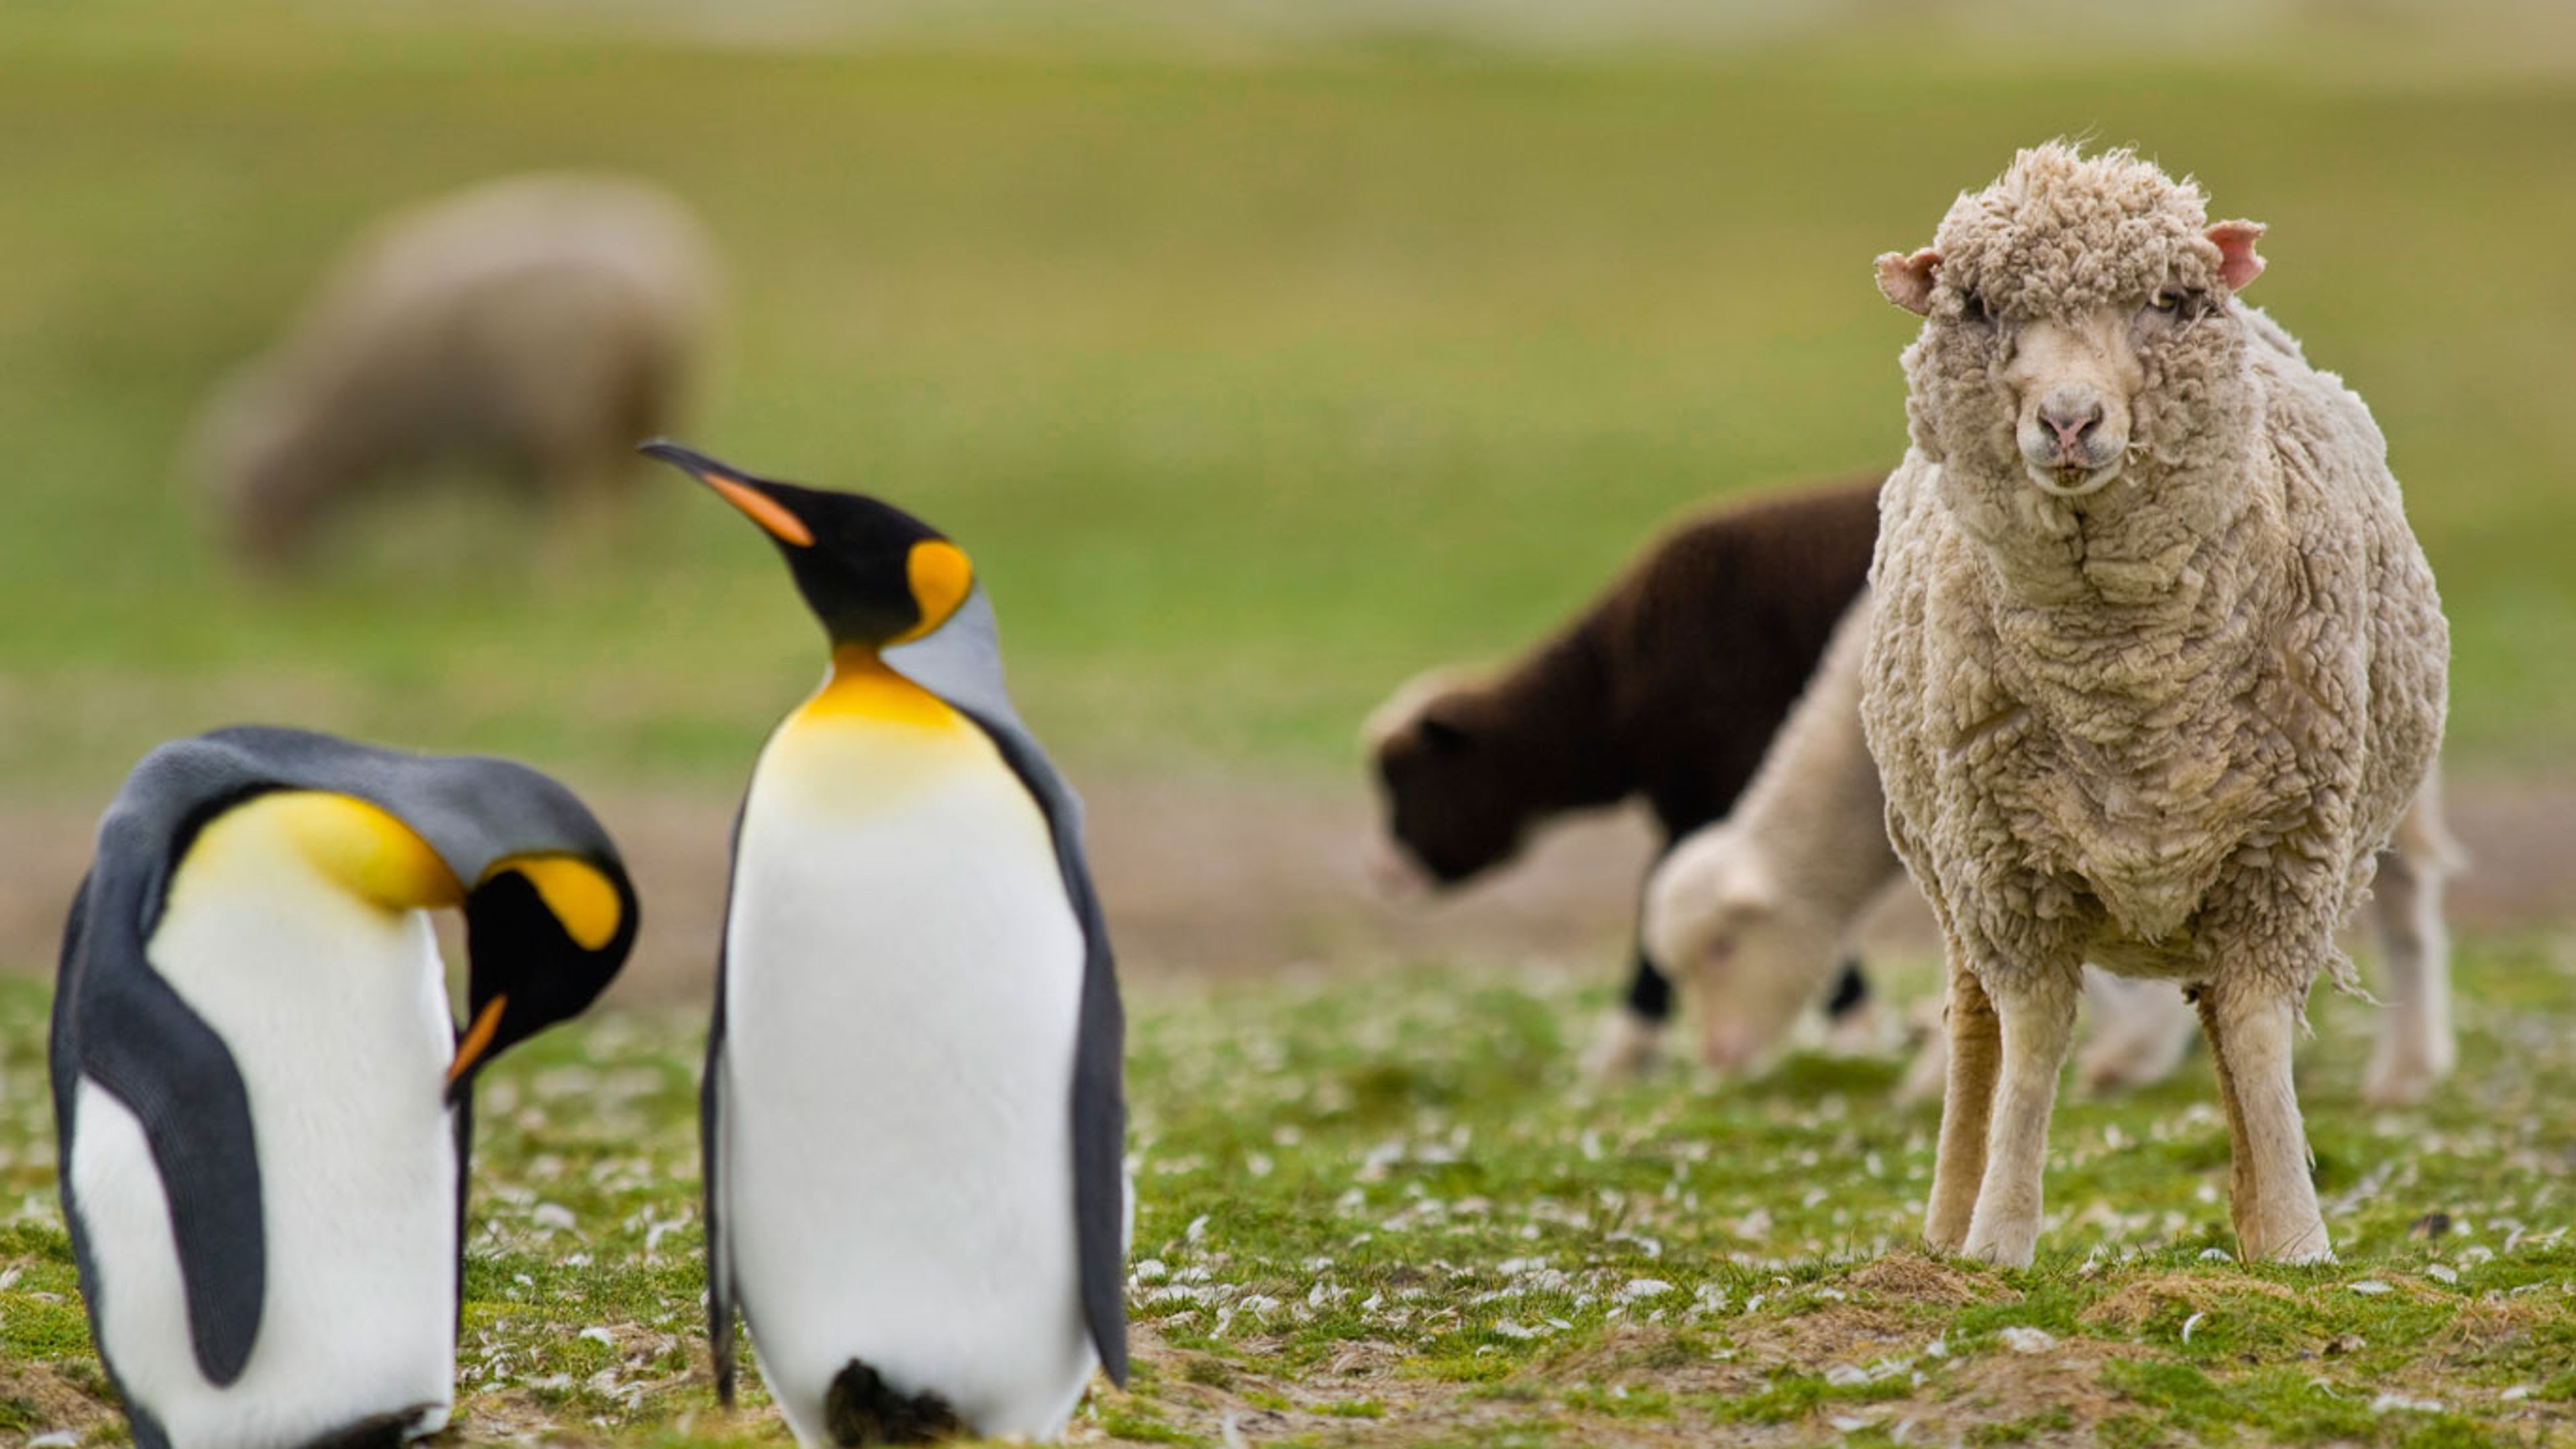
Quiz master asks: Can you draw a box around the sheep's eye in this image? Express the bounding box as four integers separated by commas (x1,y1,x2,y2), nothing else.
1960,288,1993,326
2149,286,2190,315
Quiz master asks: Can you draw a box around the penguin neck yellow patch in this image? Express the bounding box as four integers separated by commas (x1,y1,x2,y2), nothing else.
207,790,465,914
765,643,1003,814
799,645,965,730
890,540,973,645
481,854,623,951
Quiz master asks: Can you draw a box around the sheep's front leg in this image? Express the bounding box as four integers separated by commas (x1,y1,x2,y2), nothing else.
1925,953,2002,1252
2198,981,2332,1263
1960,971,2078,1267
1582,948,1670,1081
2361,841,2455,1108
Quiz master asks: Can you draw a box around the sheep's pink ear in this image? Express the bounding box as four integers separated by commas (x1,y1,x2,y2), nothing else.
2206,220,2265,290
1874,248,1942,315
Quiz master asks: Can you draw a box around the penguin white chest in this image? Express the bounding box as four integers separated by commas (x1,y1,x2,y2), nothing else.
68,796,459,1449
721,682,1094,1443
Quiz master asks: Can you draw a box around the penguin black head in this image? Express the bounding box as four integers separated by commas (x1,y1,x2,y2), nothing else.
80,729,640,1111
643,441,973,653
447,851,639,1104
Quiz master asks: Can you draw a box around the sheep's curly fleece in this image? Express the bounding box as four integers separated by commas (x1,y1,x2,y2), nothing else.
1862,142,2447,999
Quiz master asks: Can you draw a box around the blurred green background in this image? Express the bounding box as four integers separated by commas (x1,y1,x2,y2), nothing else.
3,0,2571,796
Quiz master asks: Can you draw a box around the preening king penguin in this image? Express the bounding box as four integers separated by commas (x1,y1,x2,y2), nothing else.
50,728,637,1449
643,440,1128,1446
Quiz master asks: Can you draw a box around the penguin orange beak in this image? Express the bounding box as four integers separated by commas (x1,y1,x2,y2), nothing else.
641,439,814,547
447,995,508,1097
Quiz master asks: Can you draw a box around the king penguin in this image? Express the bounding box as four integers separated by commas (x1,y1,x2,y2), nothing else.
50,727,638,1449
643,441,1128,1446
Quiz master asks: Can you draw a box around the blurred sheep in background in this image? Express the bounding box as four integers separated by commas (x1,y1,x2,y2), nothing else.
188,173,722,572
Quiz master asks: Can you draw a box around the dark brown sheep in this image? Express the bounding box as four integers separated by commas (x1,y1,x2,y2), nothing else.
1365,475,1882,1072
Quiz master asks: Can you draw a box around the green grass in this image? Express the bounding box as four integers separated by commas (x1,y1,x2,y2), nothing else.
1,11,2572,1446
4,941,2575,1446
0,6,2572,797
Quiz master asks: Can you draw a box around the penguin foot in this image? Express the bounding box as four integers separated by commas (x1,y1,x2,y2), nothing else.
824,1360,966,1446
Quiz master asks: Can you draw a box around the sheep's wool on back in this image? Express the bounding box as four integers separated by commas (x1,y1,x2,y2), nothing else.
1863,143,2447,991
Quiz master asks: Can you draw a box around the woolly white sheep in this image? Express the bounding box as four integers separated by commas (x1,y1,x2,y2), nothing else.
190,174,720,570
1860,143,2448,1265
1647,590,2459,1102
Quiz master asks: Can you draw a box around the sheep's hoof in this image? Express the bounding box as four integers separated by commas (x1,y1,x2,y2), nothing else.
2241,1218,2335,1265
1961,1221,2039,1269
1580,1010,1663,1081
1964,1238,2037,1270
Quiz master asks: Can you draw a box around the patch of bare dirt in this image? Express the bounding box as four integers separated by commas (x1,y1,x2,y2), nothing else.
1917,1336,2146,1443
1841,1251,2018,1308
0,1360,117,1443
1114,1324,1826,1449
455,1389,619,1447
1536,1325,1768,1397
3,771,2573,1004
1770,1306,1919,1369
2077,1271,2304,1334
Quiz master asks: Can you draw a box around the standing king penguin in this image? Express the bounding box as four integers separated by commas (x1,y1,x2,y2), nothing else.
51,727,637,1449
645,441,1127,1446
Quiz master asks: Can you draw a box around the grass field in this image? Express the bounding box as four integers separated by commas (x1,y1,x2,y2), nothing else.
5,947,2576,1448
5,6,2576,1447
1,4,2574,792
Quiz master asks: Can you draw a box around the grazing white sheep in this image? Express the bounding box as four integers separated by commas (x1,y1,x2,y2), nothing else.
1648,590,2459,1103
1861,143,2449,1266
191,173,721,570
1640,590,1898,1076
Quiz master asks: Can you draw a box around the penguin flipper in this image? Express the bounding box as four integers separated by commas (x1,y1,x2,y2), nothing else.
953,710,1130,1387
64,871,267,1387
702,1024,737,1405
702,807,743,1407
451,1089,473,1349
1067,880,1130,1387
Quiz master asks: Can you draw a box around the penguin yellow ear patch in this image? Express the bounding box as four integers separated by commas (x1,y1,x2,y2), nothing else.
268,792,466,912
704,473,815,547
896,540,973,643
485,855,624,951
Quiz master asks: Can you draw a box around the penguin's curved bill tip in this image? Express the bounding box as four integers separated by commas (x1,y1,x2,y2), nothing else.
447,994,508,1099
639,439,814,548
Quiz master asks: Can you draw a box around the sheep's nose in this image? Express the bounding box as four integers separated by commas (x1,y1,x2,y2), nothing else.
2038,390,2105,452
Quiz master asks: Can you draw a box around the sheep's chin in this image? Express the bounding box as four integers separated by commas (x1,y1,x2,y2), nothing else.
2025,460,2125,499
1365,839,1437,903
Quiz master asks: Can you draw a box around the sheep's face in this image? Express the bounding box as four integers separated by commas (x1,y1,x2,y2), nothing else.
1365,670,1538,889
1874,143,2266,505
1999,309,2147,498
1642,826,1838,1077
